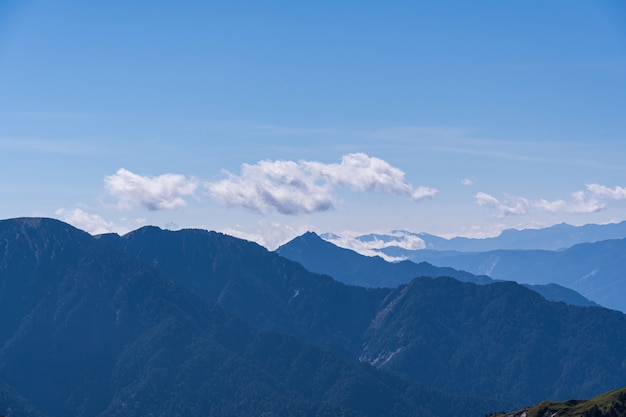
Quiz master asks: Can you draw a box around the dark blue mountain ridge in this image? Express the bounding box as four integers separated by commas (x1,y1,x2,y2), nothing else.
100,224,626,408
1,217,486,417
277,231,597,307
360,276,626,406
3,217,626,415
97,226,387,358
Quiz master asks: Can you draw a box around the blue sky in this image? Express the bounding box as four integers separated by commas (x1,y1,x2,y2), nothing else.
1,1,625,248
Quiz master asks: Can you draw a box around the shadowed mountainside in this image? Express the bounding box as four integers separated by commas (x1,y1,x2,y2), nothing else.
360,277,626,406
101,224,626,409
2,218,626,416
97,227,386,358
1,218,491,417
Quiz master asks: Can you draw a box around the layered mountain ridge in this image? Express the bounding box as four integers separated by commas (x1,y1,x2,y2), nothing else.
277,231,598,308
331,220,626,252
379,239,626,312
1,218,477,417
1,217,625,417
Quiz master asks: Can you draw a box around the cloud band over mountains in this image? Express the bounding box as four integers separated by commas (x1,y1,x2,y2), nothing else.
476,184,626,217
104,153,438,215
102,154,626,222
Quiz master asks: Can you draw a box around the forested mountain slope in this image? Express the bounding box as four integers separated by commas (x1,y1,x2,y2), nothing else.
103,223,626,409
1,218,489,417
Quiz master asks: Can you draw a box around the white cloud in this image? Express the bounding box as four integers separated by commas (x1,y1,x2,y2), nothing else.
586,184,626,200
55,208,129,235
320,230,425,261
476,183,626,217
206,160,334,215
104,168,198,211
364,230,426,250
218,219,312,250
303,153,437,201
205,153,437,215
460,177,475,186
474,192,499,208
475,192,529,216
534,184,626,214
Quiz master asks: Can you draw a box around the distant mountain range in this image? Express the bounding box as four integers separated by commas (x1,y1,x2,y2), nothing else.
378,239,626,313
325,221,626,253
2,218,626,417
317,222,626,312
277,231,598,308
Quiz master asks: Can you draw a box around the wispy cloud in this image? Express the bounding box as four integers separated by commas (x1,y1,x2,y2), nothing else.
55,207,147,235
461,177,475,186
252,124,340,137
104,168,199,211
475,192,529,217
320,230,426,261
364,129,624,171
205,153,437,215
55,208,122,235
218,219,313,250
476,184,626,217
535,184,626,214
0,138,105,155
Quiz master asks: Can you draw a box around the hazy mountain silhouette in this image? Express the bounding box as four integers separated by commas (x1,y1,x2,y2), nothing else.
351,221,626,252
382,238,626,312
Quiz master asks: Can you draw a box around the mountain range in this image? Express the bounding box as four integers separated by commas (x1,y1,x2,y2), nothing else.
2,218,626,416
317,222,626,312
378,239,626,312
94,222,626,406
327,220,626,253
277,231,598,308
1,217,495,417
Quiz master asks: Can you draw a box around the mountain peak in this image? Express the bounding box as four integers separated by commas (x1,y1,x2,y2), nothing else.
2,217,74,229
277,231,327,250
0,217,93,243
